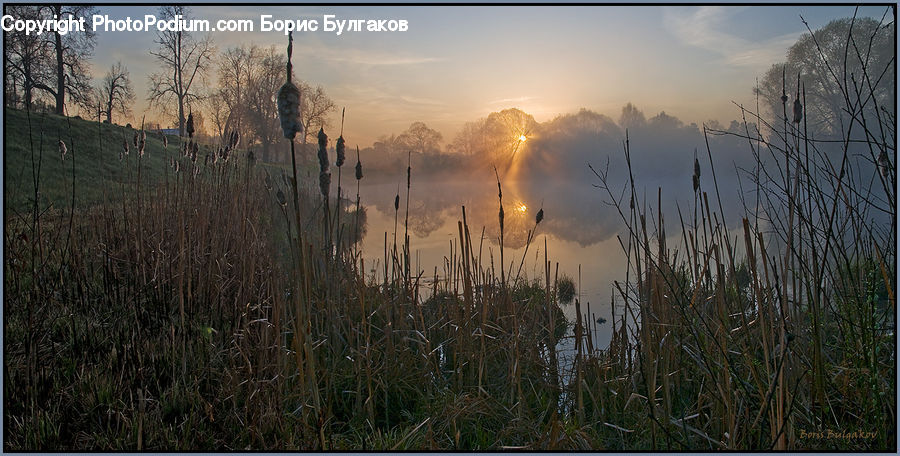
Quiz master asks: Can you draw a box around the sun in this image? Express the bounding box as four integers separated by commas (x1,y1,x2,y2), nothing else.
517,203,527,213
518,135,528,142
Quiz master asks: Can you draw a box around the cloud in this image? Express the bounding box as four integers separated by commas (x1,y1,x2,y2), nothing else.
487,96,535,105
295,45,442,66
663,6,801,69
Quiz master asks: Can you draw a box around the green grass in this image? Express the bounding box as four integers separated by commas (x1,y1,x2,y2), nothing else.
3,107,316,214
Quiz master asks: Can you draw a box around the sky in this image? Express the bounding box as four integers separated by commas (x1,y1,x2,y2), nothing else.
84,4,892,146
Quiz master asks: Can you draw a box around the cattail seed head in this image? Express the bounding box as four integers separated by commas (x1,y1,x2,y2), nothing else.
535,208,544,225
163,135,168,149
58,140,67,160
499,206,504,231
319,171,331,198
792,98,802,124
878,150,891,180
692,157,701,192
336,135,346,167
317,128,329,173
276,189,286,206
230,130,240,149
186,113,195,138
133,131,139,148
277,81,302,140
123,138,129,155
355,158,363,181
394,194,400,211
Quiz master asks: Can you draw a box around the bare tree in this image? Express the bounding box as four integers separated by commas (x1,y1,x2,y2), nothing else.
216,45,257,141
398,121,443,155
147,6,215,135
300,82,336,144
98,61,134,124
4,5,51,109
32,4,97,115
244,46,284,161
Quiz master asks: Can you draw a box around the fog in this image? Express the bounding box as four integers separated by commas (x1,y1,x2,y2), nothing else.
355,104,763,249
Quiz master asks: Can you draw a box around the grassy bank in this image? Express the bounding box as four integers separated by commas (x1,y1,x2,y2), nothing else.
3,30,895,449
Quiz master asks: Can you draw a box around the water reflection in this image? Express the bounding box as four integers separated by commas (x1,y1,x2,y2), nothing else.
357,178,621,250
356,178,625,353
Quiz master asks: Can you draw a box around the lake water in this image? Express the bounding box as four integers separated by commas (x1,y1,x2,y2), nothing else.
354,177,630,353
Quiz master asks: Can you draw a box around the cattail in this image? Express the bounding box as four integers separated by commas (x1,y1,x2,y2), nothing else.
317,128,329,173
793,74,802,124
181,142,187,157
336,135,346,167
780,66,788,104
163,135,168,149
394,194,400,211
692,157,701,192
190,141,198,163
123,138,129,156
355,146,363,180
58,140,67,161
277,33,302,140
276,189,287,206
535,207,544,225
186,113,195,138
319,171,331,198
878,150,891,180
230,130,240,149
133,131,139,148
499,205,504,232
277,82,302,140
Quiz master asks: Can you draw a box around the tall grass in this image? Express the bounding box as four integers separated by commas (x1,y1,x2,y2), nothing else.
4,21,894,451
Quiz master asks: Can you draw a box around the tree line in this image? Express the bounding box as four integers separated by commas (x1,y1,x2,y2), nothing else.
4,5,336,163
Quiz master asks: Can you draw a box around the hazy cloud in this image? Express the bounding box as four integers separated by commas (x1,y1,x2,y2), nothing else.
664,6,801,69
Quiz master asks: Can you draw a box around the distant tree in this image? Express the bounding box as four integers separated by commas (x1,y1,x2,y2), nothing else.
215,44,295,161
4,5,95,113
299,82,336,144
4,5,50,109
244,47,284,161
648,111,683,130
448,119,487,155
756,16,894,138
147,6,215,136
98,62,134,125
619,102,647,130
216,44,257,142
35,4,97,115
398,121,443,155
447,108,538,166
